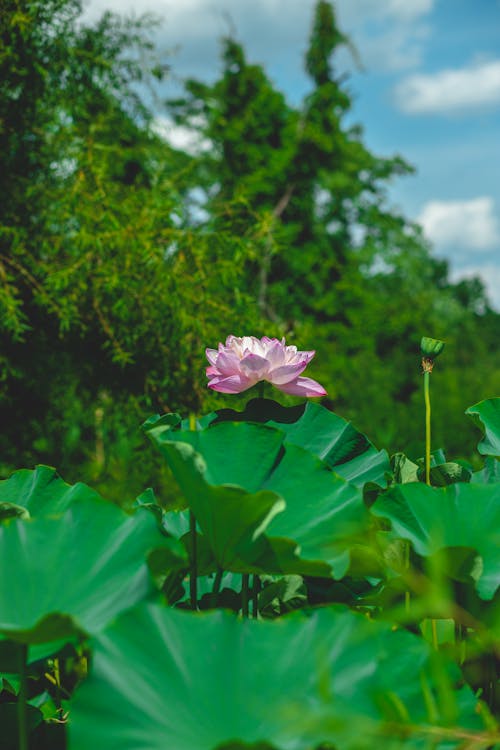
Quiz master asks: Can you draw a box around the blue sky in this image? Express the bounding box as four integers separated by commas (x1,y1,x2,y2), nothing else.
84,0,500,308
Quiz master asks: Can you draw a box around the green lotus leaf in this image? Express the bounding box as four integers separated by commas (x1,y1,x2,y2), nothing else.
258,575,307,618
0,496,179,643
419,462,471,486
391,453,419,484
0,673,19,694
466,398,500,457
399,452,472,486
0,465,103,519
216,744,274,750
197,398,389,488
144,431,287,572
0,502,30,521
69,603,482,750
471,457,500,484
371,482,500,599
143,417,368,578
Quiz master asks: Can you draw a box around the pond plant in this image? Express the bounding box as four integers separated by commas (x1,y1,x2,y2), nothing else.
0,336,499,749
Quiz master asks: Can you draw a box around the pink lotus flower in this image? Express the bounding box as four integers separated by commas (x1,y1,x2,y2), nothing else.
206,335,327,397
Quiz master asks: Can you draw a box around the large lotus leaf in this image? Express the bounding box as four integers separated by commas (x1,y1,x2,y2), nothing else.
0,496,184,643
69,603,482,750
371,482,500,599
466,398,500,457
145,414,286,491
471,457,500,484
143,416,367,577
198,398,389,488
0,465,103,520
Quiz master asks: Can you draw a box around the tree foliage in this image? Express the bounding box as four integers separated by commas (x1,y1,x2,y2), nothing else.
167,0,500,460
0,0,498,498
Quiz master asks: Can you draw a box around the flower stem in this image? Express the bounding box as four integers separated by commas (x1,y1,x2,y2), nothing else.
257,381,265,399
424,369,432,486
423,365,440,645
241,574,250,618
17,643,28,750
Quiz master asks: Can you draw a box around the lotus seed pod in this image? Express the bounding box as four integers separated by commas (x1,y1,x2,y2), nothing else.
420,336,445,360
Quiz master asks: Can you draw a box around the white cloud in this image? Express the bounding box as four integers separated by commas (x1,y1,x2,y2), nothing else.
82,0,435,87
418,197,500,251
151,116,212,155
450,264,500,310
396,59,500,114
337,0,434,72
384,0,433,20
354,22,430,72
339,0,433,24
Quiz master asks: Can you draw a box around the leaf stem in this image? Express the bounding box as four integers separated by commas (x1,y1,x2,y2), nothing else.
17,643,28,750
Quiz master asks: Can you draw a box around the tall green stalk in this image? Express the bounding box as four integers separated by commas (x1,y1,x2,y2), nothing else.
420,337,445,649
420,337,444,487
423,369,432,486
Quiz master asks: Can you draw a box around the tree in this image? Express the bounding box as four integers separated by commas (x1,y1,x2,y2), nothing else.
167,0,500,459
0,0,265,498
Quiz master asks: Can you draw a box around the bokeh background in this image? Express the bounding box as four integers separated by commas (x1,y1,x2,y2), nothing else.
1,0,499,503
